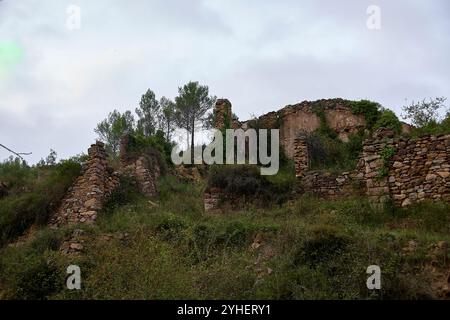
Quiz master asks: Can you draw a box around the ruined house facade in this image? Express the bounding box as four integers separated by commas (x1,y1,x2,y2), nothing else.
206,99,449,211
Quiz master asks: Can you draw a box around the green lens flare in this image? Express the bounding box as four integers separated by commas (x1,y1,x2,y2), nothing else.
0,41,24,72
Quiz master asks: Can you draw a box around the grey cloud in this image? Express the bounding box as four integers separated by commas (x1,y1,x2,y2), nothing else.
0,0,449,163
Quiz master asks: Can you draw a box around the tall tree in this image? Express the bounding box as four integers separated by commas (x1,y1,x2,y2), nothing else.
95,109,135,154
136,89,160,137
175,82,216,163
159,96,176,141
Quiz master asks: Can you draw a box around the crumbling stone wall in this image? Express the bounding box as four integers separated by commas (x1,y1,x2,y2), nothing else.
50,141,120,227
294,134,310,177
361,131,450,207
292,128,450,206
50,137,162,227
222,99,367,159
213,99,240,130
119,134,161,197
204,188,223,213
301,171,359,198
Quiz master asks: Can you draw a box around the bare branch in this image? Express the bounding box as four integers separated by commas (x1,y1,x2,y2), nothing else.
0,144,32,161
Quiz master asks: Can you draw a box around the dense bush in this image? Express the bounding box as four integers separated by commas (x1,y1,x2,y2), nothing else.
374,110,402,134
1,176,447,300
207,164,295,205
349,100,382,129
306,132,359,172
124,131,172,169
0,159,81,245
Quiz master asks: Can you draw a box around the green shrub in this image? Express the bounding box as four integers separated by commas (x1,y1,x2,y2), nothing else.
0,248,63,300
0,160,81,245
207,165,295,206
103,173,141,210
374,110,402,133
293,225,350,267
156,214,188,240
350,100,382,129
15,259,61,300
306,132,356,172
0,157,36,194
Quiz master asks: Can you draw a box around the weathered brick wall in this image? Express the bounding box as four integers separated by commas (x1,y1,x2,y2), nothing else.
50,141,120,227
361,131,450,207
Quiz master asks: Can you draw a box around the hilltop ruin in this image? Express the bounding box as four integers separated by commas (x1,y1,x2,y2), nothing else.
206,99,449,211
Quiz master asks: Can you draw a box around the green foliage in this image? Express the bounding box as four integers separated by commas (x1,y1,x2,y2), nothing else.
350,100,382,129
0,157,35,193
306,132,358,172
124,131,172,168
408,113,450,137
378,145,396,179
1,178,448,300
0,160,81,244
207,164,295,206
136,89,160,137
293,224,351,267
95,109,135,154
0,246,62,300
159,96,177,141
374,110,402,134
175,81,216,162
402,97,447,128
313,104,337,139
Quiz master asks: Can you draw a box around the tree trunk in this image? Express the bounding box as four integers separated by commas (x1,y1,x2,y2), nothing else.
190,119,195,165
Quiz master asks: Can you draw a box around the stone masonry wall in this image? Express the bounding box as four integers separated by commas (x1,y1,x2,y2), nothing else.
301,171,359,199
361,131,450,207
294,134,310,178
50,141,120,227
292,128,450,206
119,134,161,198
214,99,236,130
50,137,161,227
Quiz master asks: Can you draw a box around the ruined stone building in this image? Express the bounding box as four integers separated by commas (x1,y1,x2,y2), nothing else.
206,99,449,211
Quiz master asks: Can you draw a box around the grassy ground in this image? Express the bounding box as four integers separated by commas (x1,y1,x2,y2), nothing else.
0,175,449,300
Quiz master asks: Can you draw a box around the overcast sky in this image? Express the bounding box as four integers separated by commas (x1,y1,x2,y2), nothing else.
0,0,449,163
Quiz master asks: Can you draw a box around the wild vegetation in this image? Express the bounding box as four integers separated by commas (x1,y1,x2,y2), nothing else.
1,172,449,300
0,95,449,300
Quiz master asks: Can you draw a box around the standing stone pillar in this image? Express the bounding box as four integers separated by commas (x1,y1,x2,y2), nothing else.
214,99,233,130
294,133,310,177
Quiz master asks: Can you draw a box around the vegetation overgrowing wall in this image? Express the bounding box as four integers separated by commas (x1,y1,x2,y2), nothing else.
361,132,450,207
49,141,120,227
292,129,450,207
50,137,162,227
